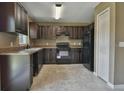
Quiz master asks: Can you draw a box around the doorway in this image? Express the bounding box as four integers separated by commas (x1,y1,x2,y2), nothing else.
96,7,110,82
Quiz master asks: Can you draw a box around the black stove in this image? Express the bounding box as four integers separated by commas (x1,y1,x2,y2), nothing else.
56,42,71,64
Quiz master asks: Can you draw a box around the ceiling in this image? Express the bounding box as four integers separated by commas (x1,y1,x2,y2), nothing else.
22,2,99,23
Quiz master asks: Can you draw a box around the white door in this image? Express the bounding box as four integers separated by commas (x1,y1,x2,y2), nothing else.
96,8,110,82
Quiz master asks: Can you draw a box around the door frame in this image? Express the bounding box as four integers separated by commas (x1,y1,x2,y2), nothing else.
95,7,110,82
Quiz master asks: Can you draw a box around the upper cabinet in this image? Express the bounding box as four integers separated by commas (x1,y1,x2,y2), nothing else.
29,22,38,39
36,25,84,40
0,3,28,35
37,25,56,39
21,8,28,35
66,26,84,39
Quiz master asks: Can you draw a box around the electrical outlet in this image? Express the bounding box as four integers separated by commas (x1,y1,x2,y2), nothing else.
74,43,76,45
78,43,81,45
10,42,14,47
46,43,49,45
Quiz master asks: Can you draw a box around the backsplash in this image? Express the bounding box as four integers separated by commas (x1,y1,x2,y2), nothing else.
0,32,18,48
31,35,82,47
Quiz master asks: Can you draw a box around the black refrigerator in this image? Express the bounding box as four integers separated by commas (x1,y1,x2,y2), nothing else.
82,23,94,71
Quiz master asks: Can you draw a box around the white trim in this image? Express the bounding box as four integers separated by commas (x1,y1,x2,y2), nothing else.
107,82,114,89
95,7,110,82
114,85,124,90
93,72,97,76
107,82,124,90
93,73,124,90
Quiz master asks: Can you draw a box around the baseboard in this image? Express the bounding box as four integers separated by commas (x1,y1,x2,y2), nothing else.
93,72,124,90
107,82,124,90
107,82,114,89
93,72,97,76
93,73,114,89
114,84,124,90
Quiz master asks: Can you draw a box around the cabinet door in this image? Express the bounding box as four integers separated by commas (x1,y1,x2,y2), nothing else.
50,49,56,64
42,26,45,39
49,26,55,39
21,8,28,35
52,26,56,39
15,3,21,31
81,27,83,39
44,49,56,64
73,49,78,63
66,26,73,39
44,49,49,64
73,27,78,39
0,3,15,32
71,49,75,63
71,48,81,64
77,27,80,39
37,26,41,39
78,27,83,39
30,23,38,39
38,49,43,65
79,48,83,63
77,49,80,63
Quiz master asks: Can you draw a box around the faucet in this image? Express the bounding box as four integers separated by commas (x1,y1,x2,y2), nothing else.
26,44,30,49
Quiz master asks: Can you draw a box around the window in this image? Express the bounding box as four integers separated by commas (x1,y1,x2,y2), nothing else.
19,33,27,45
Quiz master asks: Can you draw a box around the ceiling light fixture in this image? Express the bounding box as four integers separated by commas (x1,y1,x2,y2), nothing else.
54,4,62,20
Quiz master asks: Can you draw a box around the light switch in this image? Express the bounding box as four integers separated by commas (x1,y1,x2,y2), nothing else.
119,42,124,47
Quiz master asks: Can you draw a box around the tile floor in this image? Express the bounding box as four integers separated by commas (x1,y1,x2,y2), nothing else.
31,64,113,91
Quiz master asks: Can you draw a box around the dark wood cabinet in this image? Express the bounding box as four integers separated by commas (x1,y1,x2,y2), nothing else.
0,55,33,91
37,25,84,39
37,25,56,39
32,49,43,76
31,25,84,39
15,3,28,35
44,48,56,64
21,8,28,35
71,48,82,64
0,3,28,35
29,22,38,39
66,26,84,39
37,26,41,39
15,3,21,31
43,48,82,64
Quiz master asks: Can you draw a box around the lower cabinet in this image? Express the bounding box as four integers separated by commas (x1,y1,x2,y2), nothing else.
0,55,33,91
33,49,43,76
43,48,56,64
43,48,82,64
71,48,82,64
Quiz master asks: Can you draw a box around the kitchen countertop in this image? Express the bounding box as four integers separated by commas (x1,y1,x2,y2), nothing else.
0,46,82,55
33,46,82,49
0,48,43,55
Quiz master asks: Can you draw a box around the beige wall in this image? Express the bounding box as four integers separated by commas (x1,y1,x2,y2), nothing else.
0,32,18,48
114,3,124,85
95,3,116,84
